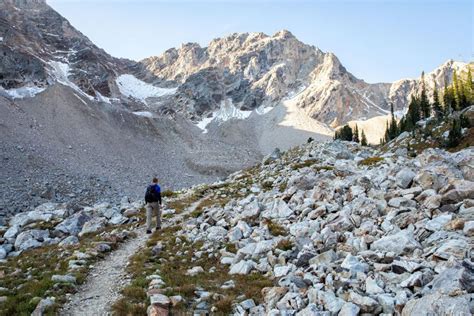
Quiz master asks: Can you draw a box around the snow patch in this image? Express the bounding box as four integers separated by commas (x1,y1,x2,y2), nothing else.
132,111,154,118
48,61,94,100
96,92,112,104
195,99,255,133
0,85,45,99
116,74,177,105
255,105,273,115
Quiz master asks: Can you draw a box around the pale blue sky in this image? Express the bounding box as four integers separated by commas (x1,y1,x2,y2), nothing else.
47,0,472,83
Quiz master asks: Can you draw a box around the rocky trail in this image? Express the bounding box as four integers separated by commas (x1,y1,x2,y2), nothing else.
60,227,149,316
60,198,201,316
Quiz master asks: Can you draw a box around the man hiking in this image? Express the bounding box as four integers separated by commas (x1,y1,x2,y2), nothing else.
144,177,162,234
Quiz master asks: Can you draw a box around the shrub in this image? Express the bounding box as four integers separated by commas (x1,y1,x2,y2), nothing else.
265,220,287,236
358,156,384,166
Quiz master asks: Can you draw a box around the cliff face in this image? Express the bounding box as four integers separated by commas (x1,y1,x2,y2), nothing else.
0,0,135,98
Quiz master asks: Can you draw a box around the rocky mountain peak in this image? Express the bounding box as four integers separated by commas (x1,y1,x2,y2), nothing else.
272,29,296,39
4,0,46,8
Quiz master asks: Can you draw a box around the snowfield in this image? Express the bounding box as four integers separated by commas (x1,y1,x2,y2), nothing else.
48,61,94,100
0,85,45,99
132,111,154,118
116,74,177,104
195,98,258,133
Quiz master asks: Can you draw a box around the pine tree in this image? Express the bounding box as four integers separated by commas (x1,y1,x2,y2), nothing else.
388,103,398,139
447,118,462,148
406,96,420,128
432,84,442,120
443,82,455,114
453,70,460,110
384,121,390,144
419,71,431,119
353,124,360,143
466,67,473,104
334,125,353,141
360,129,368,146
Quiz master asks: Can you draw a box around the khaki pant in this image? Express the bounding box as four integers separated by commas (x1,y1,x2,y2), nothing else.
146,202,161,230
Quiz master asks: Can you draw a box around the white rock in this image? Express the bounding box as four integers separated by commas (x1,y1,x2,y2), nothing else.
262,199,294,219
52,274,76,283
229,260,255,275
274,265,291,277
371,228,421,255
338,302,360,316
186,266,204,276
206,226,228,241
463,221,474,236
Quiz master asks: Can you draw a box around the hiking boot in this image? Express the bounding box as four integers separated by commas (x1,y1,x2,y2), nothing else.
156,226,161,231
146,230,152,234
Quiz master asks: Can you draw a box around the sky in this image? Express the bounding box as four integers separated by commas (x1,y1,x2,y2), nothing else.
47,0,473,83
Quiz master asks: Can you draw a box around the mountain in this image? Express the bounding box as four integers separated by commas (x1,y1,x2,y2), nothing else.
139,31,467,127
0,0,138,100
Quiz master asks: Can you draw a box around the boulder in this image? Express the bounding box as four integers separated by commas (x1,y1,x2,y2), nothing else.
396,169,416,189
32,297,55,316
262,287,288,311
229,260,255,275
206,226,227,242
186,266,204,276
262,199,294,219
14,229,50,251
341,254,369,274
433,239,469,260
441,180,474,204
52,274,76,284
422,260,474,294
349,291,379,313
402,292,472,316
78,217,107,236
59,236,79,247
371,228,421,255
55,211,91,236
338,302,360,316
463,220,474,236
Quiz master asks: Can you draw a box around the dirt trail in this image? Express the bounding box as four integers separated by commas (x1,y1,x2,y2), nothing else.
61,198,201,315
60,227,149,316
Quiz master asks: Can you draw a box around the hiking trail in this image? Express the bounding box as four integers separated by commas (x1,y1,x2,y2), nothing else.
61,199,201,315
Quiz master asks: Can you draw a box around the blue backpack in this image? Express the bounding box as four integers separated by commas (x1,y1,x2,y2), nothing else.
145,185,159,203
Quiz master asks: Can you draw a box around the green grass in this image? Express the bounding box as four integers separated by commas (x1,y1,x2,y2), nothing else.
0,222,141,316
291,159,317,170
358,156,384,166
265,220,287,237
276,239,294,251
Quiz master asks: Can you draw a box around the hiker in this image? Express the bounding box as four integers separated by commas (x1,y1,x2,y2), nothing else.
145,177,162,234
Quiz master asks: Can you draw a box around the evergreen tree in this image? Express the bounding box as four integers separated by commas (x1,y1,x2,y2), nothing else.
388,103,398,139
406,96,420,129
447,118,462,148
419,71,431,118
334,125,353,141
432,84,443,120
360,129,368,146
453,70,460,110
353,124,360,143
466,67,473,104
443,82,455,114
459,83,468,109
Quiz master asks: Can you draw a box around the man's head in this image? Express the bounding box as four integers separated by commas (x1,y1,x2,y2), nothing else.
152,177,159,184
